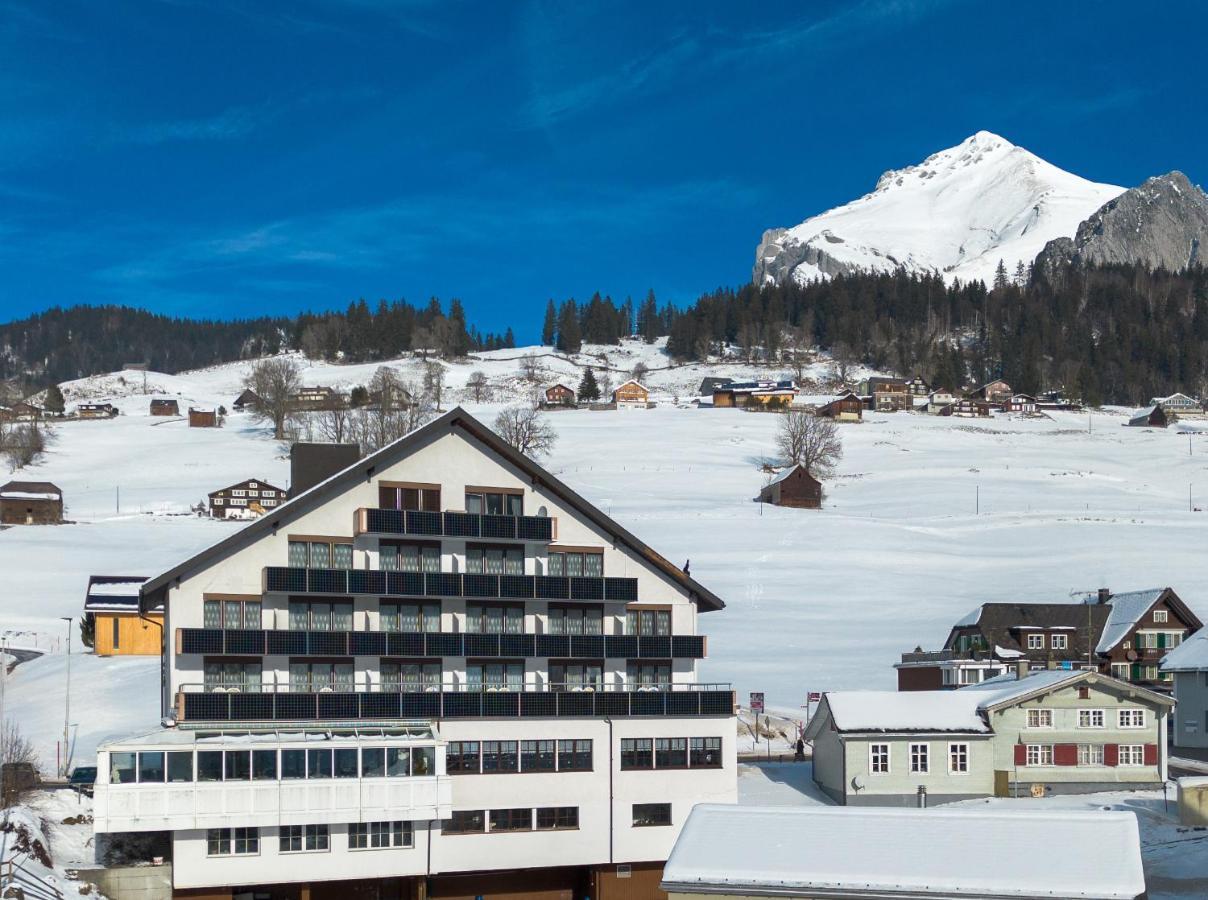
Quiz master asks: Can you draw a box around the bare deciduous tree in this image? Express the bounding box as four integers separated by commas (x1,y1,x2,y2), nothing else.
493,406,557,459
830,341,857,385
519,352,542,383
0,421,50,471
315,399,354,444
244,357,303,440
467,371,489,402
777,410,842,478
631,361,649,383
423,361,446,411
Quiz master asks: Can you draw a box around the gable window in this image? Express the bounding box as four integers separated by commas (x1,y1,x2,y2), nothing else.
548,551,603,578
379,485,441,512
465,489,522,516
1025,744,1054,766
1154,609,1168,623
1026,634,1045,650
203,598,261,629
1119,709,1146,729
466,603,524,635
549,604,603,636
379,542,440,574
869,744,890,774
910,743,929,774
1026,709,1053,729
289,600,353,631
1051,633,1069,650
465,545,524,576
1077,744,1105,766
948,743,970,773
626,608,671,637
380,661,441,691
381,601,441,633
1078,709,1105,728
1118,744,1145,766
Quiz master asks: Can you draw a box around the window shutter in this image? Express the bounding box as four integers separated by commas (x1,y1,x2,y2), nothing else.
1013,744,1026,766
1143,743,1158,766
1103,744,1119,767
1054,744,1078,766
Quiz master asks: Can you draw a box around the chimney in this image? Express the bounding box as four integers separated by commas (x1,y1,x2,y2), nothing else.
289,442,361,498
1015,660,1029,681
1097,588,1111,604
1046,659,1058,670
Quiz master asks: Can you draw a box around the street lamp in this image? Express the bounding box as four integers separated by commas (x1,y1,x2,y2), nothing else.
60,616,71,778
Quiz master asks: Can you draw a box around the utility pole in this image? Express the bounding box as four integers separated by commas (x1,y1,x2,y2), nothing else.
976,485,980,516
61,616,72,777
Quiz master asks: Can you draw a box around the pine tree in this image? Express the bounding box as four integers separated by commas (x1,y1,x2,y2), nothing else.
555,301,582,354
541,300,557,347
43,384,65,415
993,259,1009,291
577,367,600,402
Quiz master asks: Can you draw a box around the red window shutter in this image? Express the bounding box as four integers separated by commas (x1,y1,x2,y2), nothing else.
1013,744,1027,766
1054,744,1078,766
1143,743,1158,766
1104,744,1119,767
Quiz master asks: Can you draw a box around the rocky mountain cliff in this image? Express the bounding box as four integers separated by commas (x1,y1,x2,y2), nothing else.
754,131,1123,288
1035,172,1208,273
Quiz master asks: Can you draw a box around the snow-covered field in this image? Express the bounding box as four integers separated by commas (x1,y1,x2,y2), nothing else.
5,343,1208,772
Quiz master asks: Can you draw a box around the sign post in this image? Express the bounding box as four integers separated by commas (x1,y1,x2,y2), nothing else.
750,692,764,749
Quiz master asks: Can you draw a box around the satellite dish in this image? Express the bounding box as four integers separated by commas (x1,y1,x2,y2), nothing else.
850,774,865,792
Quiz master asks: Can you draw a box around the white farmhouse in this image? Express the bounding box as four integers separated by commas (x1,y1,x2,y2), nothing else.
92,408,736,898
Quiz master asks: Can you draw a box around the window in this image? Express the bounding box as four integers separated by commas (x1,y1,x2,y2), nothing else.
112,617,120,650
443,810,486,834
1025,744,1054,766
632,803,672,827
334,748,358,779
383,747,410,778
379,542,441,574
412,746,435,776
521,740,556,772
655,738,688,768
627,661,671,689
1111,663,1129,680
203,660,262,692
304,824,329,851
536,807,578,830
281,749,305,779
380,601,441,633
1154,609,1169,623
465,489,522,516
1051,633,1069,650
197,751,222,782
466,661,524,691
447,741,481,774
224,751,251,781
465,546,524,577
910,743,929,774
288,540,353,569
360,747,384,777
379,485,441,512
381,661,441,691
548,551,603,577
1078,744,1105,766
690,737,722,768
167,751,193,782
489,808,532,832
1118,744,1145,766
949,743,969,773
1078,709,1105,729
626,608,671,636
482,741,519,773
1026,633,1045,650
466,603,524,634
550,661,603,691
137,752,164,782
1119,709,1146,729
208,828,258,856
288,601,353,632
349,821,413,850
307,748,333,779
1026,709,1053,729
549,605,604,636
289,660,354,692
558,739,592,771
869,744,890,774
621,738,653,770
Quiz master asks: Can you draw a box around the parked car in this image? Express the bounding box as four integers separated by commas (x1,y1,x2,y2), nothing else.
68,765,97,795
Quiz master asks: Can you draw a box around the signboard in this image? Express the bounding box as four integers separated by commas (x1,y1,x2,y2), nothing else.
807,691,822,703
749,692,765,713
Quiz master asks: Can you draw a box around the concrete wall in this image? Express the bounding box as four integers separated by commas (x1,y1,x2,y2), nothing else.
1172,671,1208,749
76,863,172,900
1178,777,1208,826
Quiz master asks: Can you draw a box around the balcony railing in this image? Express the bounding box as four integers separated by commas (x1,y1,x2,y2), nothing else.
355,508,554,542
179,627,705,659
263,568,639,602
176,682,736,722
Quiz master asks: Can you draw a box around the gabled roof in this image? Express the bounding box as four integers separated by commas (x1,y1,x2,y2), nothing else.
141,407,724,613
765,464,819,488
0,480,62,500
208,478,286,498
961,667,1173,710
1128,405,1162,424
613,379,648,391
85,575,154,613
1076,587,1200,654
806,690,990,735
947,602,1111,659
1162,627,1208,672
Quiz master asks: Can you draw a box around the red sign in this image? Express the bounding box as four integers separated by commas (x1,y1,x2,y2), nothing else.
808,692,822,703
749,692,765,713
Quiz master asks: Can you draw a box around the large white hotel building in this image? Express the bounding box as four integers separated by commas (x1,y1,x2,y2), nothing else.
92,408,736,899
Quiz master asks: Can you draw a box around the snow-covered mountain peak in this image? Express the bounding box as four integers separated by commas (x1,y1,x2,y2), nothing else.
755,132,1125,287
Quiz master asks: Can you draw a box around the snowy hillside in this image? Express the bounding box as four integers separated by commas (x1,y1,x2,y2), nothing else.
754,131,1125,287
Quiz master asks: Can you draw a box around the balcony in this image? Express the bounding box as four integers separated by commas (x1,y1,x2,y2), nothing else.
178,627,705,659
263,568,639,602
175,683,736,723
355,508,554,542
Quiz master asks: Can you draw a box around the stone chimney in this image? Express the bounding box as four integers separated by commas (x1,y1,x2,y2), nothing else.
1015,660,1029,681
1097,587,1112,604
288,442,361,498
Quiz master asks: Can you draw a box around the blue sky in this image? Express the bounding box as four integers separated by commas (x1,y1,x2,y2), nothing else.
1,0,1205,339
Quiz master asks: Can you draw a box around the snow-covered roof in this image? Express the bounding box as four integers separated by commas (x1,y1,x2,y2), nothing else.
766,465,813,487
0,491,60,500
1078,588,1165,653
953,605,982,627
1161,627,1208,672
818,690,991,733
958,668,1084,704
994,644,1024,658
1128,405,1160,423
84,576,152,612
661,805,1146,900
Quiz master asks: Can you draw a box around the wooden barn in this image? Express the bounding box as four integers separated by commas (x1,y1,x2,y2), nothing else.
612,380,650,409
816,391,863,421
188,407,218,428
759,464,822,509
232,388,261,411
150,398,179,416
1128,405,1168,428
0,480,63,524
84,575,160,656
544,383,576,406
713,380,798,409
